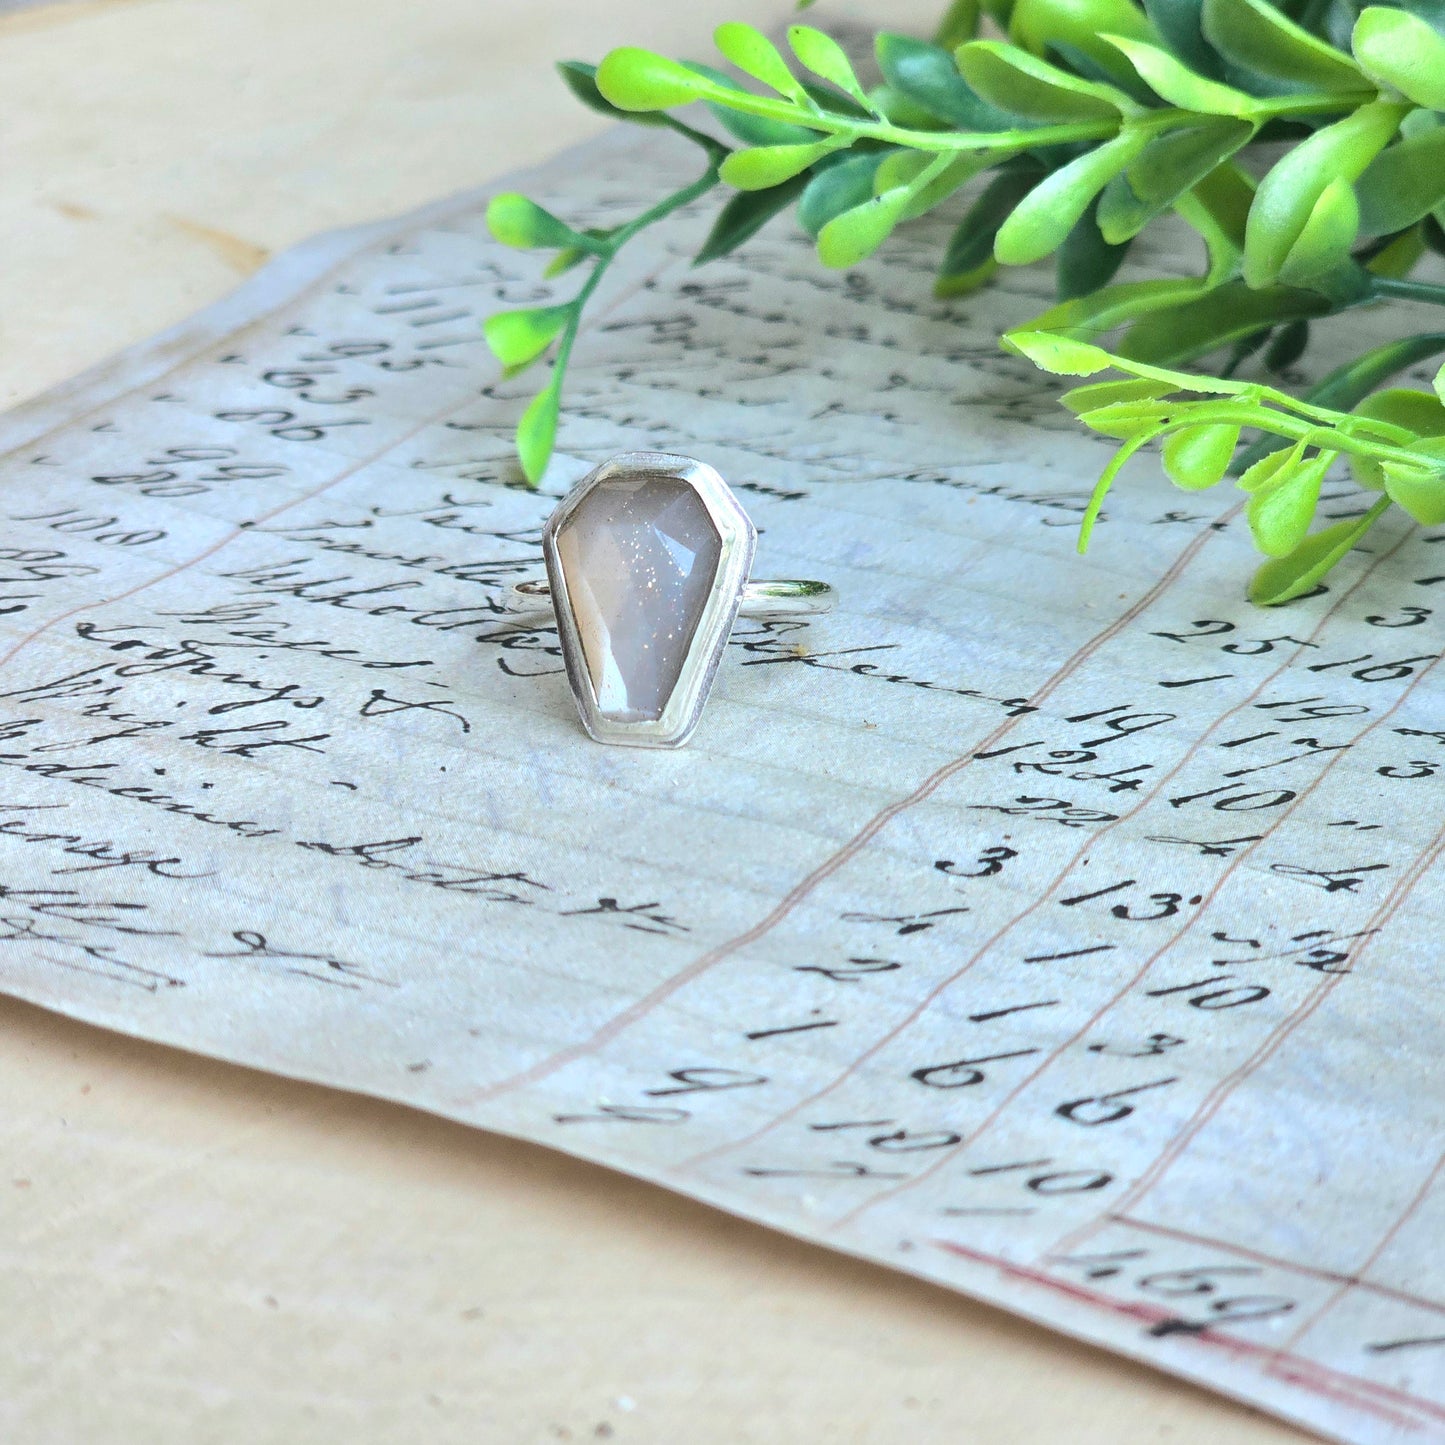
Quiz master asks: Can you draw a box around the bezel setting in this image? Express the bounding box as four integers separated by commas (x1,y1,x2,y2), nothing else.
541,451,757,748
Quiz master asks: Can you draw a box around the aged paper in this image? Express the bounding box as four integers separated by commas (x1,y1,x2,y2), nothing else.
0,125,1439,1444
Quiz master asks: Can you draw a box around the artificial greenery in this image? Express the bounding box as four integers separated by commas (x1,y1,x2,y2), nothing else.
483,0,1445,603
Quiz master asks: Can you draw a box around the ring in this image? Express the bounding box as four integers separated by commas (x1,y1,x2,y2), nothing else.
520,451,834,749
500,578,836,619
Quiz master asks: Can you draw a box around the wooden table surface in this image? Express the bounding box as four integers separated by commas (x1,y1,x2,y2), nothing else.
0,2,1317,1440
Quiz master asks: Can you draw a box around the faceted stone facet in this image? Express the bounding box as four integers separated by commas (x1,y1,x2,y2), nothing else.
555,472,723,722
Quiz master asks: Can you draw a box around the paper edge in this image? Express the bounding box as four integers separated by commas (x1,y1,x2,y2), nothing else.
0,119,1412,1445
0,126,634,457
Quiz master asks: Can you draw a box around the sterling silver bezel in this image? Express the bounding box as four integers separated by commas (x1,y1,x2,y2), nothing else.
541,451,757,749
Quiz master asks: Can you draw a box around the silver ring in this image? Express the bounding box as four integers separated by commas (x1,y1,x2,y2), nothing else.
526,451,834,749
500,576,835,619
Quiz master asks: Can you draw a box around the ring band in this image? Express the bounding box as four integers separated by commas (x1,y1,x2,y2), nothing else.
502,576,836,619
522,451,834,749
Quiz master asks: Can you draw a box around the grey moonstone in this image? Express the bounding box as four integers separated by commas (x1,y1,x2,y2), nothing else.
555,472,723,722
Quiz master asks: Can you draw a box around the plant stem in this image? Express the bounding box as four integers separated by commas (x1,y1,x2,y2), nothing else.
1249,89,1377,119
1143,404,1422,463
550,162,722,393
1371,276,1445,308
693,76,1370,156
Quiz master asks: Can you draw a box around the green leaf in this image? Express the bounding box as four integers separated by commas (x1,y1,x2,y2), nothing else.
956,39,1132,120
1144,0,1225,78
1311,335,1445,413
1009,0,1158,85
1238,436,1306,491
1248,497,1391,604
1277,175,1359,286
817,189,910,268
1348,388,1445,486
695,173,812,265
714,22,810,103
1066,384,1176,435
1303,260,1377,309
483,305,573,375
867,82,951,129
1118,280,1331,363
1079,397,1178,438
1435,214,1445,256
1181,161,1255,275
1061,377,1174,414
1024,336,1263,392
1246,450,1330,554
1163,421,1241,488
1264,317,1310,370
1102,34,1256,113
890,153,994,219
1244,100,1405,289
798,152,885,236
936,256,1000,296
1003,330,1117,374
516,378,562,486
874,32,1015,128
938,166,1041,279
1366,226,1428,278
543,246,588,279
1353,7,1445,108
1202,0,1365,91
1048,38,1160,105
596,47,719,110
485,193,587,251
996,129,1151,265
1098,118,1254,243
1078,426,1163,549
874,149,933,194
1357,129,1445,237
1232,334,1445,476
683,63,818,146
1401,0,1445,37
1057,196,1133,300
556,60,669,127
787,25,873,109
935,0,983,47
720,140,839,190
1346,402,1445,454
799,78,874,118
710,111,815,150
1025,276,1210,339
1382,450,1445,524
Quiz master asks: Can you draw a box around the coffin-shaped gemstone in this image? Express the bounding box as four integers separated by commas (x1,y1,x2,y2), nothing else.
553,471,723,722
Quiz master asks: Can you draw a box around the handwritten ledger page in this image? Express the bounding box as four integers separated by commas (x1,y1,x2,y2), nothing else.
0,125,1439,1444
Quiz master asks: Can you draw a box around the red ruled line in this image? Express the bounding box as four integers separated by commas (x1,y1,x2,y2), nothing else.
1110,1213,1445,1322
929,1237,1445,1431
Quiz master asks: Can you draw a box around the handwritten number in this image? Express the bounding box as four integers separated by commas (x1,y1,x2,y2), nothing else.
1055,1077,1178,1126
912,1049,1038,1089
935,845,1018,879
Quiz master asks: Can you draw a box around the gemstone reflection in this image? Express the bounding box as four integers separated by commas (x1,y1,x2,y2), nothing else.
554,472,723,722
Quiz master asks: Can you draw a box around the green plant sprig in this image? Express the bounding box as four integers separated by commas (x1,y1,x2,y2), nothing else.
482,64,737,481
481,1,1445,603
1008,329,1445,602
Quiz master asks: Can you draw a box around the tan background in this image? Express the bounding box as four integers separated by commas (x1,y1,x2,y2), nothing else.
0,3,1314,1440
